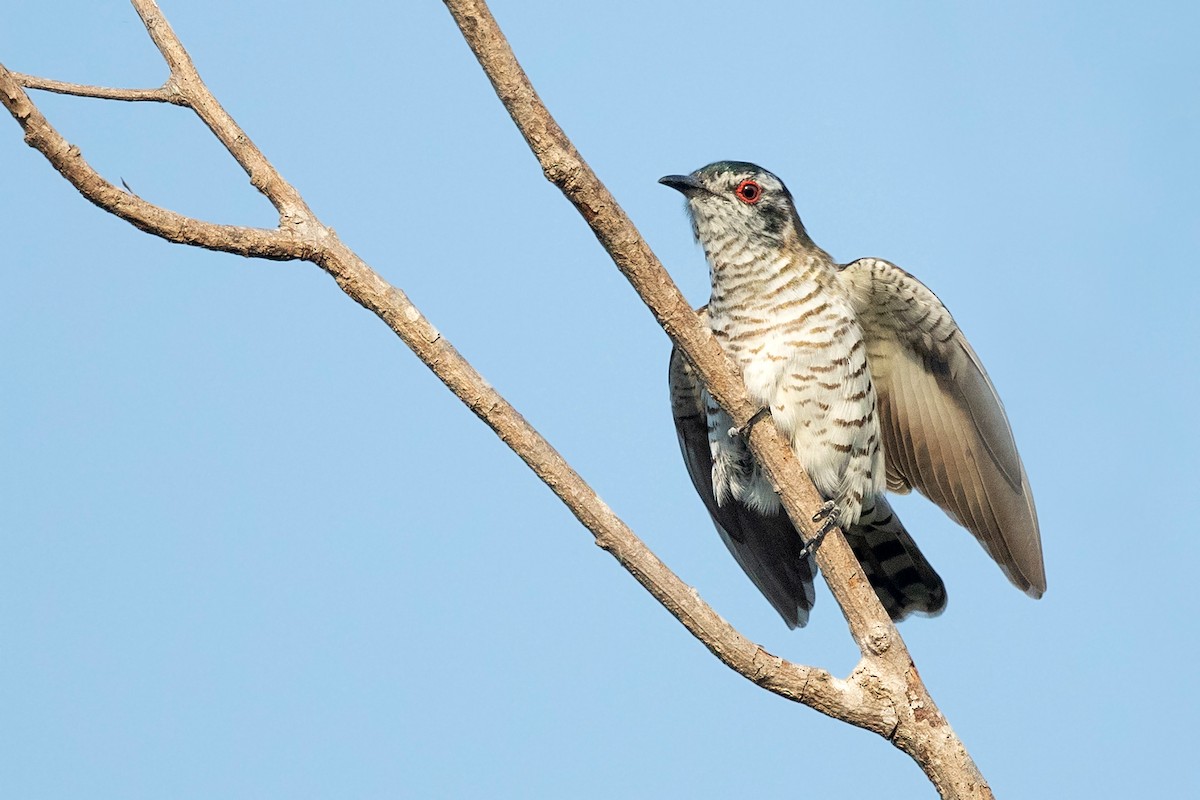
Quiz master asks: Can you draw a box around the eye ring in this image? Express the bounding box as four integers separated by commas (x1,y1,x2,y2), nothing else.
735,179,762,204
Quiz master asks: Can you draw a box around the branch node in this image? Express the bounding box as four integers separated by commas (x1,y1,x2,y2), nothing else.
866,622,893,655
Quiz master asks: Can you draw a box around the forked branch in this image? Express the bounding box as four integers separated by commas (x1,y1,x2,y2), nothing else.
1,1,992,796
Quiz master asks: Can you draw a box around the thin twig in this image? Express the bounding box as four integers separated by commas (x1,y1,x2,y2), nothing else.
13,72,180,103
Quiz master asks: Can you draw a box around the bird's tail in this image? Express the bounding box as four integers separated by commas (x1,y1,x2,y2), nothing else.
844,497,947,620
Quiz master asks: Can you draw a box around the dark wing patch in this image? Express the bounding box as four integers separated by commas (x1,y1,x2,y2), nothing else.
844,497,947,620
668,337,817,628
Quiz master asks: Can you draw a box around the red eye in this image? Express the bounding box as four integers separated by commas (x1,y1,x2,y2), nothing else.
735,179,762,204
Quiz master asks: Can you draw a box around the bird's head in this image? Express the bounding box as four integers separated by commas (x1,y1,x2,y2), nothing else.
659,161,805,250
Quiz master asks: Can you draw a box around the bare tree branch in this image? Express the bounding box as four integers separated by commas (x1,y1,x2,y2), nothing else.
442,1,993,797
2,1,997,797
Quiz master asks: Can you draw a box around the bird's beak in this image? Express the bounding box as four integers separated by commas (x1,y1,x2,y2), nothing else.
658,174,705,195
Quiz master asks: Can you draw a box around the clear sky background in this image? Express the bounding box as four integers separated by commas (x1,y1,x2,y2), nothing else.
3,2,1198,798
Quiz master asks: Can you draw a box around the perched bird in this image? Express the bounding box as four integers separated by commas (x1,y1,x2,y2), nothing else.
662,161,1044,628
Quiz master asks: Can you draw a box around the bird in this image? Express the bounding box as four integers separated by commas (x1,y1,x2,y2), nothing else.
661,161,1044,628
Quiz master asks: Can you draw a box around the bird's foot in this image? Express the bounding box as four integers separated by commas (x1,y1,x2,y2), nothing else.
799,501,840,559
729,406,771,438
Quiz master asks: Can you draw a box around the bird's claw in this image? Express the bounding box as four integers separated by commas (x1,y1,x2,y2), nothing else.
729,406,772,438
799,501,840,559
812,500,838,525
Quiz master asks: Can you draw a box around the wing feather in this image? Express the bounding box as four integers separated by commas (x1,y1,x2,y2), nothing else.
837,258,1046,596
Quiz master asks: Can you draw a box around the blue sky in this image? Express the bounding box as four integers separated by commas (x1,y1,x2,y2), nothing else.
2,2,1197,797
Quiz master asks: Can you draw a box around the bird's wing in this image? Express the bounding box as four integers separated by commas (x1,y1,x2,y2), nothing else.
668,322,816,628
836,258,1045,596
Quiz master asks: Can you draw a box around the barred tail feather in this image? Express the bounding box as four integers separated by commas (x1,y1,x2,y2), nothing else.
844,497,948,620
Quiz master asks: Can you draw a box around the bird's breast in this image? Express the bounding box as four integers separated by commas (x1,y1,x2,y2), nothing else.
709,287,883,502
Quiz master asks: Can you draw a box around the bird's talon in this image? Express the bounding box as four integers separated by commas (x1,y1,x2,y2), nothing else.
799,502,841,558
730,406,772,438
811,500,837,523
